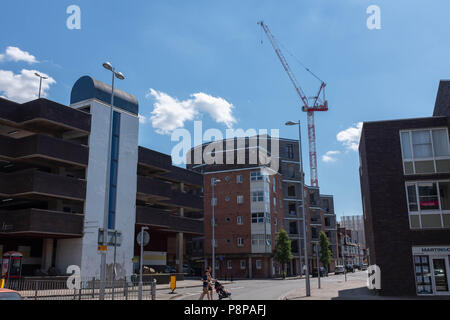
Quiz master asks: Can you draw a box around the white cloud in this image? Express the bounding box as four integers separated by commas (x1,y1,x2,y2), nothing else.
0,69,55,103
0,46,38,64
337,122,363,151
146,89,237,135
138,114,148,124
322,150,340,163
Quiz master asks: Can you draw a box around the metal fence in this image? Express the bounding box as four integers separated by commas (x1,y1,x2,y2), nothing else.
4,278,157,300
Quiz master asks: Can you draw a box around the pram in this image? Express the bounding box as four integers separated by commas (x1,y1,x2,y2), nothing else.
214,281,232,300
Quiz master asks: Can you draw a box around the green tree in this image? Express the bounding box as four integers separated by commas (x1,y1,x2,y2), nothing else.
273,229,293,279
319,232,332,267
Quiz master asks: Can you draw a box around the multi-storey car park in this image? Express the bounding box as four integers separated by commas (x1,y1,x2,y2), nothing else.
0,76,203,280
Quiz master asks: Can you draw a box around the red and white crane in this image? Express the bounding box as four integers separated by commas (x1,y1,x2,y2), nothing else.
258,21,328,187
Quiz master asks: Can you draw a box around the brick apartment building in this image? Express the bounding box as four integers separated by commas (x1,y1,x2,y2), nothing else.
359,80,450,296
188,135,338,277
304,187,338,272
0,75,203,279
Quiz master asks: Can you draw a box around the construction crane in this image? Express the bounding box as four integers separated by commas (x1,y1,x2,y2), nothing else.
258,21,328,187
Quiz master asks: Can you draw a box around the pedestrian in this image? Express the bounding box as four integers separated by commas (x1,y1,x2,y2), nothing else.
199,266,212,300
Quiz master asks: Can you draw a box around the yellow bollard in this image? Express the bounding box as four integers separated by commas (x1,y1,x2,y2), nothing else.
0,279,4,289
170,275,176,294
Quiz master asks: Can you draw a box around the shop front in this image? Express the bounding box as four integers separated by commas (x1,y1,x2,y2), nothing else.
412,246,450,296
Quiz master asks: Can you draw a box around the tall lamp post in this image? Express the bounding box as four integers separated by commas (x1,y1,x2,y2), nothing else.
285,121,310,296
211,178,221,279
34,72,48,99
99,62,125,300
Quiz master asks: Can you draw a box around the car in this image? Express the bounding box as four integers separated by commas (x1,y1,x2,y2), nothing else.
0,289,23,300
163,266,177,274
312,267,328,277
334,265,345,275
353,264,361,270
183,264,195,275
361,263,368,271
345,264,355,273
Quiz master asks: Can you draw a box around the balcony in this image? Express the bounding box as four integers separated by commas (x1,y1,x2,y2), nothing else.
0,134,89,167
136,206,203,235
166,190,203,211
0,208,84,237
0,169,86,201
136,176,172,201
138,147,172,175
0,98,91,135
156,165,203,187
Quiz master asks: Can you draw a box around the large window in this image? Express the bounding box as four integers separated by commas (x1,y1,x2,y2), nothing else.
406,181,450,229
252,213,265,224
400,129,450,174
251,171,263,181
252,191,264,202
286,144,294,159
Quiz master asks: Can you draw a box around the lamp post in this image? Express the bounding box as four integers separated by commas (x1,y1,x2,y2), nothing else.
285,121,310,296
34,72,48,99
99,62,125,300
211,178,221,279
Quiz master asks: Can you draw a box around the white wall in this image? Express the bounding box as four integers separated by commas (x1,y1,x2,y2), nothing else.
70,99,138,280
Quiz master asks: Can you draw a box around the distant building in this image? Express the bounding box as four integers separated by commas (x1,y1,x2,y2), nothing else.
340,215,365,248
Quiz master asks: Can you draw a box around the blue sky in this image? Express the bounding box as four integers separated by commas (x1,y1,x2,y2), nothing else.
1,0,450,219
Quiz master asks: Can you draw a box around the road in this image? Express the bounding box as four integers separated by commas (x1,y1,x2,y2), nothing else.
174,270,368,300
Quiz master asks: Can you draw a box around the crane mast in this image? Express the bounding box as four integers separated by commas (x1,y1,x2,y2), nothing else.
258,21,328,187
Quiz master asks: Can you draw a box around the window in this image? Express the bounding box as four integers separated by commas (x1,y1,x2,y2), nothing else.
224,176,230,182
406,181,450,229
401,129,450,174
273,197,277,209
414,256,433,294
286,144,294,159
288,203,297,216
237,175,243,183
287,165,296,178
252,213,265,224
288,184,296,197
256,260,262,270
237,195,244,204
237,238,244,247
240,260,246,269
251,171,263,181
226,217,231,222
289,221,298,234
237,216,243,225
252,191,264,202
252,234,265,246
212,239,218,247
227,260,233,269
225,196,230,202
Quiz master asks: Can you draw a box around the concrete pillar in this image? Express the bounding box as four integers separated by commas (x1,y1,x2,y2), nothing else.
176,207,184,273
248,256,252,279
41,239,54,271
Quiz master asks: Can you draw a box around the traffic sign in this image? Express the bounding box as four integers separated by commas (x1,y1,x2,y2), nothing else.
137,231,150,246
98,245,107,252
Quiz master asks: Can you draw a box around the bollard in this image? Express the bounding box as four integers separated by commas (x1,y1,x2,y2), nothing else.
151,278,156,300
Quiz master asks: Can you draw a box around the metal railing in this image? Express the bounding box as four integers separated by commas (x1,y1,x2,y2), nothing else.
5,278,157,300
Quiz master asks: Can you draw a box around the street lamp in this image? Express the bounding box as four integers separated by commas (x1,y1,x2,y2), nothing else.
99,62,125,300
285,120,310,297
34,72,48,99
211,178,221,279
